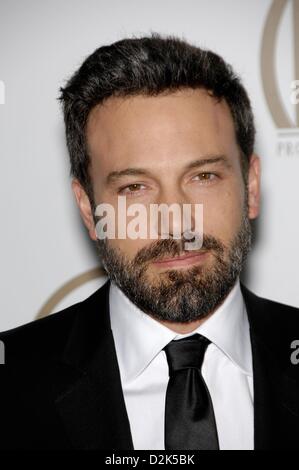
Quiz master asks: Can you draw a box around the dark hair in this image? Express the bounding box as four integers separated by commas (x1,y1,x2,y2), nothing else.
59,33,255,206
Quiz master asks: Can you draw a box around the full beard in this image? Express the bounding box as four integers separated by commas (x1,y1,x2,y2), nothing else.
95,210,252,323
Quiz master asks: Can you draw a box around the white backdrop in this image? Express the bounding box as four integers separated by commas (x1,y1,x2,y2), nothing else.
0,0,298,331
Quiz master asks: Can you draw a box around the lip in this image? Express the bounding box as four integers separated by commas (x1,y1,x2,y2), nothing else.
152,251,209,268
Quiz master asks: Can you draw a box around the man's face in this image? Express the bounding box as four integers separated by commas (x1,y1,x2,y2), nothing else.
73,88,260,324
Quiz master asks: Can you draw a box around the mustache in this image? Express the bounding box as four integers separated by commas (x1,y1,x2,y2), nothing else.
133,235,225,265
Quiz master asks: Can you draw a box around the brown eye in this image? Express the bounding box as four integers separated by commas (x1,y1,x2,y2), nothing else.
193,172,216,181
118,183,147,195
128,184,142,191
200,173,211,179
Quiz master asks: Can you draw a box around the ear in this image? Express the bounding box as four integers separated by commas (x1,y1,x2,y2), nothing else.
71,179,97,241
247,153,261,220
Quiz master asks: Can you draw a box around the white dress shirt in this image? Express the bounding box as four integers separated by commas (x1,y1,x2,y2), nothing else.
109,278,254,450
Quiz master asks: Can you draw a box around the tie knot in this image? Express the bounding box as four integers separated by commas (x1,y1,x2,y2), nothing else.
163,333,211,374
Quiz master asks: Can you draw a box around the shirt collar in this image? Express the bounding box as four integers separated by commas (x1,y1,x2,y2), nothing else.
109,278,252,383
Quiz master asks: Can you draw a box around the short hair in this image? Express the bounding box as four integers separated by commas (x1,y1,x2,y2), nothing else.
59,33,255,206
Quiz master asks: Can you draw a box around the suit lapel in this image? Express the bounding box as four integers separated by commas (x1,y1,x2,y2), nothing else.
241,284,299,450
53,279,134,450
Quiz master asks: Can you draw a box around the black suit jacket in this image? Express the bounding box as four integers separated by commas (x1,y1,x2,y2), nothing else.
0,279,299,450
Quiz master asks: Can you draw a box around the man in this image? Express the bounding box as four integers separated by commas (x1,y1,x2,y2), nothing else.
0,33,299,450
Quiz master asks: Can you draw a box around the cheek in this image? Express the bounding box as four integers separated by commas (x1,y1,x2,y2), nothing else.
201,187,244,242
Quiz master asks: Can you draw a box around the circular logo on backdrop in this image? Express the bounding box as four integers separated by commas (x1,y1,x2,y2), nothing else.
36,267,107,319
261,0,299,156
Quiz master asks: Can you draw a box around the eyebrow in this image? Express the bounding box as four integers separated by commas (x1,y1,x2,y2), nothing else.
105,155,231,185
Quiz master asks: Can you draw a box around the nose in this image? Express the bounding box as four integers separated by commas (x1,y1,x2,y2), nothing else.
151,188,203,250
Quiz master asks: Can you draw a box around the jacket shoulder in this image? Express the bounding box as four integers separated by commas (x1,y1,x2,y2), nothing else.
241,284,299,316
0,284,107,362
241,283,299,342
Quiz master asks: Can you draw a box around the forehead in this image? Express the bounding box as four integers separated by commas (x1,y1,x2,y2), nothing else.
86,88,238,168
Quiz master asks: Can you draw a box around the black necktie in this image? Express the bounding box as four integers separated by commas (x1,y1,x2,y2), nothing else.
163,333,219,450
